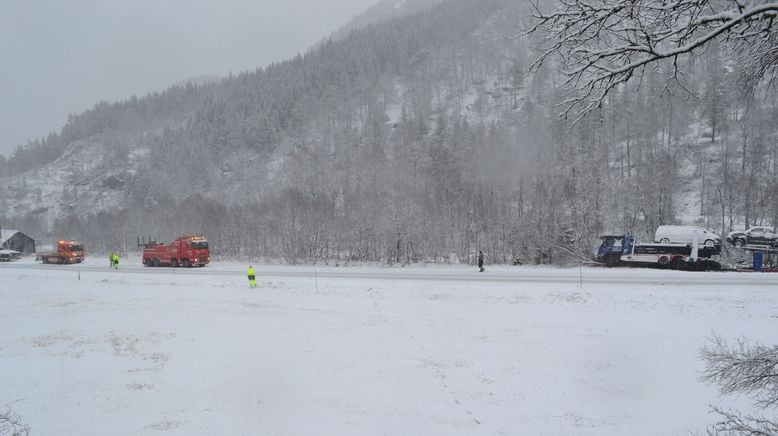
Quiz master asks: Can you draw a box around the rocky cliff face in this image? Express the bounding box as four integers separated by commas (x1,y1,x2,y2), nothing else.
3,136,149,227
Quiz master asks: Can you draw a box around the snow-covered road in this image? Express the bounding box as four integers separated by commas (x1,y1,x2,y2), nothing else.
4,258,777,286
1,258,776,435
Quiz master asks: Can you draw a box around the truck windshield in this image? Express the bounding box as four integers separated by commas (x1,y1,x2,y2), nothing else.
69,245,84,252
191,241,208,250
601,237,622,247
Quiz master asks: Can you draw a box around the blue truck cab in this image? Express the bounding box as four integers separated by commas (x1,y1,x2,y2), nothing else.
596,233,633,266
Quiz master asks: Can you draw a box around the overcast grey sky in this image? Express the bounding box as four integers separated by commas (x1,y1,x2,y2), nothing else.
0,0,378,157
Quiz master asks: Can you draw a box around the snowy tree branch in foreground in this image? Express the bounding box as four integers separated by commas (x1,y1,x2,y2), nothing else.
527,0,778,121
0,409,30,436
701,335,778,434
702,335,778,407
707,407,778,435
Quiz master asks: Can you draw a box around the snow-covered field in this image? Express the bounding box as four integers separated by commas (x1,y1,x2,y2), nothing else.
1,258,776,435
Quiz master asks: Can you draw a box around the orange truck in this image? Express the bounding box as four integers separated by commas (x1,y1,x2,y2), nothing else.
140,235,210,267
36,240,86,264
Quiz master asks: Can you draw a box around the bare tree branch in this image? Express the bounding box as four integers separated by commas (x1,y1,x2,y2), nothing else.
0,409,30,436
700,335,778,434
701,334,778,408
527,0,778,121
707,407,778,435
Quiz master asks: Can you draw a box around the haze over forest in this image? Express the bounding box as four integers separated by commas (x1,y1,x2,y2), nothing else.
0,0,379,158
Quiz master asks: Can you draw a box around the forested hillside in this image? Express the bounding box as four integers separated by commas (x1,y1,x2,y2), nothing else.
1,0,776,264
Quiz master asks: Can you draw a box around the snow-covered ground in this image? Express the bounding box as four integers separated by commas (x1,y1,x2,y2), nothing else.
1,258,776,435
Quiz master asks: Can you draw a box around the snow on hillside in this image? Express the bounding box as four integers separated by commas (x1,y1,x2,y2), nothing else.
2,137,148,225
328,0,445,41
1,259,774,434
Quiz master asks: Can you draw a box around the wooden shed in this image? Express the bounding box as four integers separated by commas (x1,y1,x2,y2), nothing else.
0,229,36,254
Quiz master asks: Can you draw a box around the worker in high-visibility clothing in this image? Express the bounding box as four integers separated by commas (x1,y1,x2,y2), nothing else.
247,266,256,288
109,252,114,268
112,253,120,270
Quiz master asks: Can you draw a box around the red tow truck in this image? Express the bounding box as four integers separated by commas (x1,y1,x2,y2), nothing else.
141,235,210,267
36,240,86,264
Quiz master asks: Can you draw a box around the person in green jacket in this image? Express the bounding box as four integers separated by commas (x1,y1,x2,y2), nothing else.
247,266,256,288
112,253,119,270
109,252,114,268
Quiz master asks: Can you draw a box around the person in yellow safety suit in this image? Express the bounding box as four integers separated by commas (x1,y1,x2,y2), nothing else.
247,266,256,288
112,253,119,270
109,252,114,268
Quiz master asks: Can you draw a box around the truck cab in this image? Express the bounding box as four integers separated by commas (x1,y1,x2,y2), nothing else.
36,240,86,264
60,241,86,263
596,234,631,266
142,235,210,267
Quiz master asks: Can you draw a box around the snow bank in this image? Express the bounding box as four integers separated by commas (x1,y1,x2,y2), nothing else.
0,262,773,434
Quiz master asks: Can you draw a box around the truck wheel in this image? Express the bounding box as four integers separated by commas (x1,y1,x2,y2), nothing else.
658,256,670,266
734,239,745,247
660,238,670,244
183,259,191,268
670,257,685,270
171,258,179,267
704,239,715,248
153,258,160,267
605,253,620,267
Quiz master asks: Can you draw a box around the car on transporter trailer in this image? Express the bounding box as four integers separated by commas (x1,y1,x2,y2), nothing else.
653,225,722,252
